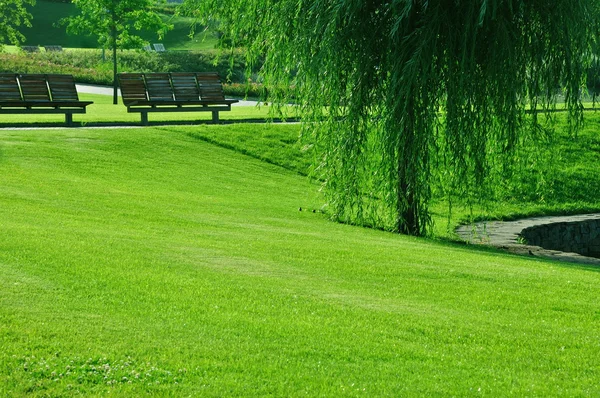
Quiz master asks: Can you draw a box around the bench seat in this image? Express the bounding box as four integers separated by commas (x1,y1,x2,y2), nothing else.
118,72,238,125
124,99,238,107
0,74,92,126
0,100,92,108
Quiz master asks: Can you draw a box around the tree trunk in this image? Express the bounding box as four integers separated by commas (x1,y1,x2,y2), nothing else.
397,160,421,236
111,8,118,105
396,99,422,236
399,184,420,235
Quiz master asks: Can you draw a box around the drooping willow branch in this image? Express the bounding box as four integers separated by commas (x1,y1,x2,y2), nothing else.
182,0,599,236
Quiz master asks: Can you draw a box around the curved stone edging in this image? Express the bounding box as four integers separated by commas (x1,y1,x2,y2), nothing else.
455,214,600,265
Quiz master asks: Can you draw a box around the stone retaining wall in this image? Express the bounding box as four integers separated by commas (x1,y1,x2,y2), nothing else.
520,219,600,258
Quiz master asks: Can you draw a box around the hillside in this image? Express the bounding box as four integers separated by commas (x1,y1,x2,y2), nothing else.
19,0,216,50
0,123,599,395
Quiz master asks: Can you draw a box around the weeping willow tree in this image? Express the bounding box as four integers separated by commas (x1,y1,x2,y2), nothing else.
181,0,598,236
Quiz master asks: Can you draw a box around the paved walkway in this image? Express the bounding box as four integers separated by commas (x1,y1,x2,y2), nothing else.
76,84,119,96
455,214,600,265
76,84,261,106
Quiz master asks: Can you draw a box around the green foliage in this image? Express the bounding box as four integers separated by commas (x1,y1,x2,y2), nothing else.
169,110,600,236
18,0,216,50
150,2,178,15
158,49,249,82
183,0,599,236
0,52,109,83
62,0,172,102
1,49,249,81
0,0,35,47
20,0,98,48
587,58,600,97
63,0,170,50
0,49,261,96
152,14,217,51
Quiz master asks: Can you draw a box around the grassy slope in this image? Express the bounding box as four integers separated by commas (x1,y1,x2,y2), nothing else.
20,0,96,48
1,93,599,229
178,108,600,237
0,123,599,396
162,16,218,51
428,111,600,235
20,0,216,51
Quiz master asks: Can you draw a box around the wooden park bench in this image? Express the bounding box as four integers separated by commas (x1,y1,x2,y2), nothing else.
21,46,40,53
118,72,238,125
153,43,166,52
44,45,63,52
0,74,93,126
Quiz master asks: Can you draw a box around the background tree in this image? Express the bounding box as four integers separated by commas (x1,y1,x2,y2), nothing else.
0,0,34,48
64,0,170,104
182,0,598,236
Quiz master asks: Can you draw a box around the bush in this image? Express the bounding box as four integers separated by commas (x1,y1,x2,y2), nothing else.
150,3,179,15
7,49,251,80
0,53,111,84
225,82,265,99
0,49,264,97
158,50,249,82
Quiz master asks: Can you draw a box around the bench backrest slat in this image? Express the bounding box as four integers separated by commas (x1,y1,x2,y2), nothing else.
170,73,200,101
44,45,63,52
118,72,229,104
0,74,23,101
196,73,226,101
19,74,51,102
118,73,148,105
145,73,174,101
22,46,40,53
47,74,80,101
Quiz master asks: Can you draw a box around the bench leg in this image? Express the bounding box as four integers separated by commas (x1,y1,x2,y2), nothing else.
65,113,73,127
212,111,219,123
141,112,148,126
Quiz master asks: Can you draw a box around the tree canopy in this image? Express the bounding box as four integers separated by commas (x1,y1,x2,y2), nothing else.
63,0,170,103
65,0,169,51
183,0,599,236
0,0,34,48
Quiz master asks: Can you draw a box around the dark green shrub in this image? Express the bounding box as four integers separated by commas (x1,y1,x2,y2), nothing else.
0,53,111,84
150,3,179,15
0,49,264,97
1,48,253,80
225,83,264,99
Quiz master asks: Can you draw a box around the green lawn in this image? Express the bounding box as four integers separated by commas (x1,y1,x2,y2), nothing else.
1,118,600,395
161,16,219,51
0,93,285,126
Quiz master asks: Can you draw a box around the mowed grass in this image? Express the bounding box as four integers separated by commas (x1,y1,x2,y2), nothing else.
0,124,600,396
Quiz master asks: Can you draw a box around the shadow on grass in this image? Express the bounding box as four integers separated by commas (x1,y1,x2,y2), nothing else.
432,235,600,273
0,117,301,129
